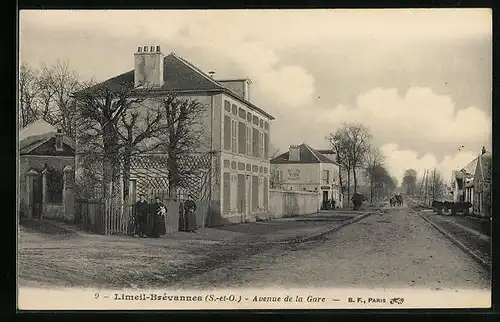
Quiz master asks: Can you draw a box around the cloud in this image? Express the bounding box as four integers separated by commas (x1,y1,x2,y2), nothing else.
19,11,491,184
168,24,316,108
276,86,490,151
380,143,480,184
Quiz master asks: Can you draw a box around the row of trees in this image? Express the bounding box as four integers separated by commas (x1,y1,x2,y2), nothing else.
327,123,397,205
402,167,446,202
19,61,80,136
19,60,207,202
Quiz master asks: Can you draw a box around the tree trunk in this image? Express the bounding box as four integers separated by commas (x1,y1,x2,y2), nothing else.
347,168,351,209
353,168,358,195
338,167,344,205
370,169,374,202
122,148,132,201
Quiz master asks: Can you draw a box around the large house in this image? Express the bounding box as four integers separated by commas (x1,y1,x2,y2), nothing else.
451,156,478,204
449,147,492,217
75,45,274,224
19,119,76,221
270,144,342,209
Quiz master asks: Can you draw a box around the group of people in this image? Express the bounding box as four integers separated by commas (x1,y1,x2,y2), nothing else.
390,194,404,207
133,195,168,238
132,194,198,238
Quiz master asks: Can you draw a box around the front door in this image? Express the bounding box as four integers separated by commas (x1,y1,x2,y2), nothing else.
322,191,329,209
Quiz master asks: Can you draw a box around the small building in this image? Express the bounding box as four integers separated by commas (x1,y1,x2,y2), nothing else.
473,150,492,218
19,119,76,221
270,144,342,210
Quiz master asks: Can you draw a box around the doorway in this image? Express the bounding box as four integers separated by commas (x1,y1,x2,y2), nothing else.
322,191,329,210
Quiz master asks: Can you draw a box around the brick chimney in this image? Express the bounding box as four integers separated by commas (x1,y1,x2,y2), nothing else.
55,129,64,151
288,145,300,162
134,45,164,88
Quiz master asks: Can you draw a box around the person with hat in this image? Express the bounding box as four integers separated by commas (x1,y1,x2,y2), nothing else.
134,194,149,237
184,194,198,233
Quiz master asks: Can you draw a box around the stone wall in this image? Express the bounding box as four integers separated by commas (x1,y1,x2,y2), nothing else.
269,189,319,219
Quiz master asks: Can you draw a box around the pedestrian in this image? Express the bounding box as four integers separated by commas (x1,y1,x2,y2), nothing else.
331,198,336,210
150,197,167,238
135,194,149,237
184,194,198,233
178,201,187,232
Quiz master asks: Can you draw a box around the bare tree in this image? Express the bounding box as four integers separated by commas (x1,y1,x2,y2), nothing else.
430,168,444,201
403,169,418,196
342,123,372,195
364,147,385,202
156,95,207,198
42,60,81,138
74,80,143,201
19,63,41,128
269,144,281,159
19,60,81,134
327,131,351,207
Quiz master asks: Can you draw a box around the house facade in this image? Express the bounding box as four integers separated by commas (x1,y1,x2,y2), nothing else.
270,144,342,210
19,119,76,221
75,45,274,224
473,151,492,218
450,156,478,204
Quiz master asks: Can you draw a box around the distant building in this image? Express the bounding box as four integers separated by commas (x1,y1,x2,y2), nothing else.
451,157,478,203
270,144,342,209
19,119,76,220
473,150,492,218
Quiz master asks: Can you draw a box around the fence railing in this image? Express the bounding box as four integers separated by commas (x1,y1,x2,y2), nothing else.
76,198,216,236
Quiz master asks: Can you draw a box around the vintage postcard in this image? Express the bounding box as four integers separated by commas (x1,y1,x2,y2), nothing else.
17,9,492,310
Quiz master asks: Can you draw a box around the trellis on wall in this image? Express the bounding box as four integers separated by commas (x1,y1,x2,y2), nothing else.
128,152,216,201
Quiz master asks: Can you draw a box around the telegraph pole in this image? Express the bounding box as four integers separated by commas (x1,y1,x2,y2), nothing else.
423,170,429,206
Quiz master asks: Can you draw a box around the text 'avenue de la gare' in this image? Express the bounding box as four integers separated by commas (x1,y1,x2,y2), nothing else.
111,293,330,303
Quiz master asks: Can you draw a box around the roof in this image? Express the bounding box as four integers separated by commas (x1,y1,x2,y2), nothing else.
74,52,274,120
462,157,479,175
19,119,75,154
19,119,56,143
271,144,338,165
479,152,492,181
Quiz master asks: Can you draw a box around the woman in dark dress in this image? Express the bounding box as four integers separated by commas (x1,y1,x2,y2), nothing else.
178,201,187,232
150,197,167,238
184,195,198,233
134,194,149,237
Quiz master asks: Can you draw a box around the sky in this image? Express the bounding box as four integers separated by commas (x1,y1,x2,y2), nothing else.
19,9,492,184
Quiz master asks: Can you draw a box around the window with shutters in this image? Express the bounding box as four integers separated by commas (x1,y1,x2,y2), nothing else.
246,126,252,156
264,133,269,159
238,121,246,155
323,170,330,184
231,119,237,153
252,128,259,158
259,132,264,159
224,115,231,151
223,173,230,213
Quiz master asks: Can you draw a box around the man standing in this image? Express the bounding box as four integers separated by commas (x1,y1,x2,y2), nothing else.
135,194,149,237
150,197,167,238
